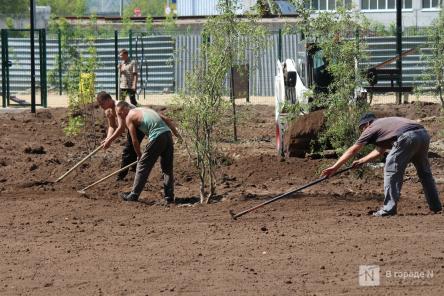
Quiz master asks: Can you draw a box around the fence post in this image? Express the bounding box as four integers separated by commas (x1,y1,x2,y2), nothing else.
1,29,7,107
5,30,10,106
129,29,133,59
40,29,47,108
114,30,119,100
396,0,402,104
278,29,282,62
58,29,62,95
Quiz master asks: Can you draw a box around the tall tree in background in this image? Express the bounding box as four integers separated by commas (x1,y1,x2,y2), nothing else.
423,9,444,107
0,0,28,15
37,0,86,16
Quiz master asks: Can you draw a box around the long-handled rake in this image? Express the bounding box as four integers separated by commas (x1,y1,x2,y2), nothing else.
55,145,103,183
77,160,138,194
229,166,353,220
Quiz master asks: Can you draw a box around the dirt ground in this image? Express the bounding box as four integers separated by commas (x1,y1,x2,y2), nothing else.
8,90,444,108
1,102,444,295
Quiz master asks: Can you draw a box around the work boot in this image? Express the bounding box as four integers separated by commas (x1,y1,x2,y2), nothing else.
431,208,442,214
121,192,139,202
165,196,175,204
371,208,397,217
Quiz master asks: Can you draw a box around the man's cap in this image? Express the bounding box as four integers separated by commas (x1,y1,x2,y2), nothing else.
358,112,376,128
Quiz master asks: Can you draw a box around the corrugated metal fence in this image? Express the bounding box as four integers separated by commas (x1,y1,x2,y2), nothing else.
0,31,440,107
360,35,432,88
1,30,302,106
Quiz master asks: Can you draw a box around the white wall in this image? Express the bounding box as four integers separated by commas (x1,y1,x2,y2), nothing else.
352,0,441,27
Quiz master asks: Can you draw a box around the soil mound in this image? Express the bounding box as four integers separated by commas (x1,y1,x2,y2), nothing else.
283,110,326,157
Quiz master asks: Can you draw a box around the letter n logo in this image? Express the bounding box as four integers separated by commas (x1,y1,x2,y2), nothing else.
359,265,380,286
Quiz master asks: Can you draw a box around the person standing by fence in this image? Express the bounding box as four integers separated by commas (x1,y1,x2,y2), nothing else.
118,49,138,106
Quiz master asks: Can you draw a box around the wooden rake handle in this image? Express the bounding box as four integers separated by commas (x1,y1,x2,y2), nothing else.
56,145,103,183
78,160,138,193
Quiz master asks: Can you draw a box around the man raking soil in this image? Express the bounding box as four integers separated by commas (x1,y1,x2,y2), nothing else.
115,101,182,204
96,91,144,181
322,112,442,217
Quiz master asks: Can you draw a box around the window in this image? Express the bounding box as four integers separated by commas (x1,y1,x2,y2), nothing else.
305,0,352,11
361,0,412,10
422,0,443,9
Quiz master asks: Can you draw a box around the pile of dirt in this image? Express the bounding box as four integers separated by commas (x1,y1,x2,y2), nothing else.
283,110,325,157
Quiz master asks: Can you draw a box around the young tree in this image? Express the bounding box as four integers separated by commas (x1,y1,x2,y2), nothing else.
48,17,99,149
423,9,444,107
289,1,370,152
173,0,267,203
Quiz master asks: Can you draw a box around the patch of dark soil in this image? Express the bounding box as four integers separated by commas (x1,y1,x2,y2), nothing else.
174,196,200,204
63,141,75,147
19,180,54,188
24,146,46,154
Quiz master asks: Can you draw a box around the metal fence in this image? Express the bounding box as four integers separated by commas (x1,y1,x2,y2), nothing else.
1,29,47,107
361,35,430,87
0,28,442,107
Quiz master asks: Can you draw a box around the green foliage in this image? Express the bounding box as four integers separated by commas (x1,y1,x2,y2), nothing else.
5,17,14,29
421,9,444,107
47,17,98,146
280,101,307,124
289,1,370,153
145,14,154,34
162,13,177,34
64,116,85,136
123,0,164,17
367,21,390,36
121,14,133,37
0,0,28,15
172,0,267,204
37,0,86,16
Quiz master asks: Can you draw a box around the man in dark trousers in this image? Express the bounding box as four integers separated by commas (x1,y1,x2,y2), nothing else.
115,101,181,204
322,112,442,216
96,91,144,181
118,49,138,106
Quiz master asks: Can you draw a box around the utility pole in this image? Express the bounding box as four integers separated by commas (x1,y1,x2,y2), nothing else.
30,0,36,113
396,0,402,104
120,0,124,17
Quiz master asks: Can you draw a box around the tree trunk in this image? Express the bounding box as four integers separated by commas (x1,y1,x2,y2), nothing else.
438,85,444,107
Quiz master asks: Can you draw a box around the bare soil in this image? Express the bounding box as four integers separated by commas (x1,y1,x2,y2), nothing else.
1,102,444,295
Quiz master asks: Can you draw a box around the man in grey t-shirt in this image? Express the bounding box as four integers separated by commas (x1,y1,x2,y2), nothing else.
321,112,442,217
118,49,138,106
